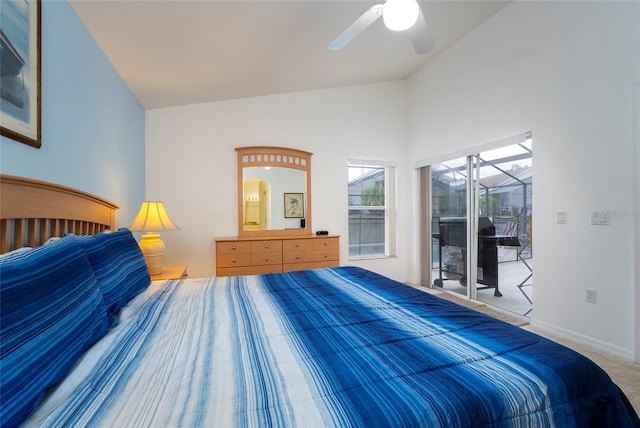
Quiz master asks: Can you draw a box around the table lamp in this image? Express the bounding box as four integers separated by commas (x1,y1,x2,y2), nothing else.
128,201,179,275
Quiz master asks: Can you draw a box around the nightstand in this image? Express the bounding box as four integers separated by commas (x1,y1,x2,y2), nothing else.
150,265,188,281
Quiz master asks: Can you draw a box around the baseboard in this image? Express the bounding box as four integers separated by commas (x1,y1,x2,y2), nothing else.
530,319,635,361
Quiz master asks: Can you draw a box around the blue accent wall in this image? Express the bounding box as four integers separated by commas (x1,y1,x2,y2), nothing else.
0,1,145,227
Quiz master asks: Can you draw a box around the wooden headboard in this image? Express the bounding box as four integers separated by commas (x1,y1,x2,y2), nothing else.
0,174,119,253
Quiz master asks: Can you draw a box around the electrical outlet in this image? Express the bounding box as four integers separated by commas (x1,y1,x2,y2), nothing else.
591,211,610,225
584,288,597,303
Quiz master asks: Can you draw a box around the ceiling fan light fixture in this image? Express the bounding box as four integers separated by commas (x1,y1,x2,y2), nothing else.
383,0,420,32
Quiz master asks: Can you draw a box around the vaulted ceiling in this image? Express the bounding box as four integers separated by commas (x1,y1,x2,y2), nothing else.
69,0,510,109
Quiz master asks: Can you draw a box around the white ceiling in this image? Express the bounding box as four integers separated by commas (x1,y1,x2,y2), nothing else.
69,0,510,110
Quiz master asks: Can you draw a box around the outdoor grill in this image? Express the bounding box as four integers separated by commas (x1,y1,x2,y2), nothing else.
433,216,502,296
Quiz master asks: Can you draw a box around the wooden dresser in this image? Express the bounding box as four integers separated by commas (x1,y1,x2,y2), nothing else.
215,235,339,277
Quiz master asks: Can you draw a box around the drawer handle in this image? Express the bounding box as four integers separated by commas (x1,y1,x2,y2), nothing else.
324,242,328,246
324,253,328,258
232,259,237,263
264,244,270,249
265,257,270,261
296,243,300,247
232,245,237,250
296,255,300,259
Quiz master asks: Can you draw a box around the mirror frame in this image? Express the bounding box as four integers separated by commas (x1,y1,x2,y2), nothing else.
236,146,312,237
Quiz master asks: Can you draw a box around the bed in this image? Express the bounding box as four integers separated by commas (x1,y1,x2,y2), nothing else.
0,174,118,253
1,175,639,428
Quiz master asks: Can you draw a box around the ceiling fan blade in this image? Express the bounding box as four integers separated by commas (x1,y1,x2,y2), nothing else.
407,8,434,54
328,4,384,51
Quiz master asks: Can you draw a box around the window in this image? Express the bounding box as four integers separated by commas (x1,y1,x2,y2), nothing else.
348,160,397,258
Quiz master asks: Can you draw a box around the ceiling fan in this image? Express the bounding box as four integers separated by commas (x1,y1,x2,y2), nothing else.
328,0,434,55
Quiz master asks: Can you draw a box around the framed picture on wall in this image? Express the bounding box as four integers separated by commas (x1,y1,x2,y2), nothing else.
0,0,42,148
284,193,304,218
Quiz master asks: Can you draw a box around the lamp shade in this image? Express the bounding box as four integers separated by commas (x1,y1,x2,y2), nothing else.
383,0,420,32
128,201,179,232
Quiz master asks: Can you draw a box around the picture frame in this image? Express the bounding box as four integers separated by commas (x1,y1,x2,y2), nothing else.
0,0,42,148
284,193,304,218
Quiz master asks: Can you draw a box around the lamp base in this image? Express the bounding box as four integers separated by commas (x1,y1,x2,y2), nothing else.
138,233,165,276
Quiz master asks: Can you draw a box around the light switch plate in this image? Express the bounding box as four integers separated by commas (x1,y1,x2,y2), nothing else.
556,212,567,224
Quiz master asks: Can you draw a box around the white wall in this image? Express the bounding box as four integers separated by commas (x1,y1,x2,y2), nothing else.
406,1,639,358
634,82,640,361
146,82,410,280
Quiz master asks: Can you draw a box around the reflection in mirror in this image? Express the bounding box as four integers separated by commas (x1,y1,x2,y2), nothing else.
243,177,270,230
236,146,312,238
242,167,306,231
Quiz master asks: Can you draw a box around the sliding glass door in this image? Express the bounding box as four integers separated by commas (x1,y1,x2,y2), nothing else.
473,142,533,315
424,134,533,316
430,156,473,299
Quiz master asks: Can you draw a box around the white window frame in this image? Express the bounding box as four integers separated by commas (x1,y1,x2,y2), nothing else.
348,159,397,259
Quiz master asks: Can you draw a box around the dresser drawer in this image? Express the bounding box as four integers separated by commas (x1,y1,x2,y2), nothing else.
217,265,283,276
312,238,339,251
282,250,313,264
283,239,313,252
251,252,283,266
217,253,252,268
250,240,283,253
283,260,338,272
312,248,339,262
217,241,251,254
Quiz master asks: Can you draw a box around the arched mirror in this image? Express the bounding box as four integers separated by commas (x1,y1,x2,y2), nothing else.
236,146,312,237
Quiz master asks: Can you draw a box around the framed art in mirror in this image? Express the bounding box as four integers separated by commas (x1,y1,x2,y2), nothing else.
0,0,42,148
284,193,304,218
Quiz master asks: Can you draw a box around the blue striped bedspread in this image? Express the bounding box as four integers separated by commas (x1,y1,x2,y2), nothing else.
28,267,639,427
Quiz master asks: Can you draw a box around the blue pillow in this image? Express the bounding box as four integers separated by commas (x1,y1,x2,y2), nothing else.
72,229,150,315
0,238,112,427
